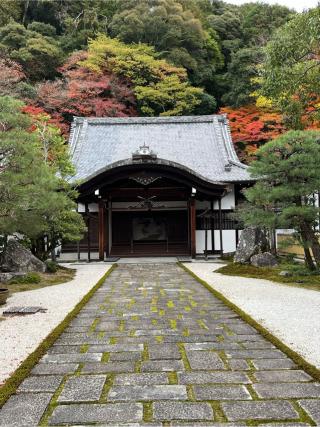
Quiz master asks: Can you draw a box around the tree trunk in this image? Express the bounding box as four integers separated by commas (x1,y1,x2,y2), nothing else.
51,248,56,262
303,246,316,270
300,221,320,269
22,0,30,25
269,228,277,255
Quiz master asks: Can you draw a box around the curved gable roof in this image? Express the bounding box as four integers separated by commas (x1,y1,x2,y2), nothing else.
68,115,252,184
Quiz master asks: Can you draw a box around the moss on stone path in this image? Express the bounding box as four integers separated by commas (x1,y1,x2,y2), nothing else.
0,263,319,426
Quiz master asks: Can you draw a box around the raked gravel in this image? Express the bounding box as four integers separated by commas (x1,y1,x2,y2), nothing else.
0,263,110,385
185,262,320,369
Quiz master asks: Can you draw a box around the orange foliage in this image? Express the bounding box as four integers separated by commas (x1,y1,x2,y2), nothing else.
220,105,285,162
34,51,137,136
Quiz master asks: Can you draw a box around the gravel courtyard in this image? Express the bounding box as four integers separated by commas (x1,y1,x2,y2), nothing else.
0,263,319,426
187,262,320,369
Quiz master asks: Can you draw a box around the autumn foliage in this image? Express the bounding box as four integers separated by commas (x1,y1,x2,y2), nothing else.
35,51,137,134
220,105,285,161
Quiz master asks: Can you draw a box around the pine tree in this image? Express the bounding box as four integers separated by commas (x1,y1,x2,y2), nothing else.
0,96,85,259
240,130,320,270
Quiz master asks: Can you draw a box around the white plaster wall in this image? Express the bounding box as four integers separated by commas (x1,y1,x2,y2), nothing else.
196,230,237,254
213,185,235,210
77,203,98,213
196,230,212,253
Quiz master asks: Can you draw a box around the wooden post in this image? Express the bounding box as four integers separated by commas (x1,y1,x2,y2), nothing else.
86,203,91,263
109,200,112,255
210,200,214,253
218,198,223,255
234,184,239,249
190,198,196,258
205,228,208,260
105,201,109,257
98,200,105,261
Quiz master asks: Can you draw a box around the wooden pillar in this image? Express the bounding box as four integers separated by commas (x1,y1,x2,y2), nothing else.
235,229,239,247
98,200,105,261
234,184,239,249
189,198,196,258
210,200,215,253
105,201,109,257
109,200,112,255
86,203,91,262
218,198,223,256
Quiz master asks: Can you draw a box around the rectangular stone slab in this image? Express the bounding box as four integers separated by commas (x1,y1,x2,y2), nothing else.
298,399,320,424
221,400,299,421
186,351,225,370
178,371,251,384
41,353,102,363
252,358,296,370
153,401,213,421
18,375,63,393
114,373,169,385
109,385,187,401
48,402,143,425
253,382,320,398
254,370,312,382
0,393,52,426
31,363,79,376
193,385,252,400
58,375,107,402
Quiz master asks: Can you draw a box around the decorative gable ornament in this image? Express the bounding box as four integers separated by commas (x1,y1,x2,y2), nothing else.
130,175,161,186
132,143,157,162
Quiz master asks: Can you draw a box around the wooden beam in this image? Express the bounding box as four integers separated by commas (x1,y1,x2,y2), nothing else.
98,200,105,261
190,198,196,258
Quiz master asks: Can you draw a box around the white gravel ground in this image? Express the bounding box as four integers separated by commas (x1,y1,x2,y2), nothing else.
0,263,110,385
185,262,320,369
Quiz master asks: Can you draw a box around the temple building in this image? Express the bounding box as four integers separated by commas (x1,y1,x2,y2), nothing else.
62,115,252,259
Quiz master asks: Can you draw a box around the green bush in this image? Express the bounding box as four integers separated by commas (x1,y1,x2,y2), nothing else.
10,272,41,284
45,260,58,273
286,264,320,277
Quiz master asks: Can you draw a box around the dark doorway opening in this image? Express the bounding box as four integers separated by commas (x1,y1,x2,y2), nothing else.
111,210,189,256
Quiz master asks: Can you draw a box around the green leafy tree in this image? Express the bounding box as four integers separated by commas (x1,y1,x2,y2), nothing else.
0,20,63,80
222,47,263,107
0,0,22,27
0,96,85,260
239,3,294,46
82,35,204,116
261,7,320,129
56,0,122,53
109,0,223,94
25,108,75,177
240,130,320,270
217,3,293,108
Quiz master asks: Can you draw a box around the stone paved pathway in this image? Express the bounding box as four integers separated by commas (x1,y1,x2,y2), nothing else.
0,263,319,426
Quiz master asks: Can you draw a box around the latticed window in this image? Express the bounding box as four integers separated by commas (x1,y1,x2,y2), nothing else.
196,210,241,230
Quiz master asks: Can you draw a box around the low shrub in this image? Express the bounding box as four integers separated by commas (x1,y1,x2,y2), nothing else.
9,272,41,284
45,260,58,273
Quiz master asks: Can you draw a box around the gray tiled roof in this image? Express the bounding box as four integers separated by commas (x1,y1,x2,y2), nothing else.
68,115,252,184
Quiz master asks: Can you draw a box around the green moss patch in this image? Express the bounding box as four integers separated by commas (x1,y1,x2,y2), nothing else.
7,266,76,293
178,262,320,382
216,262,320,291
0,264,117,408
